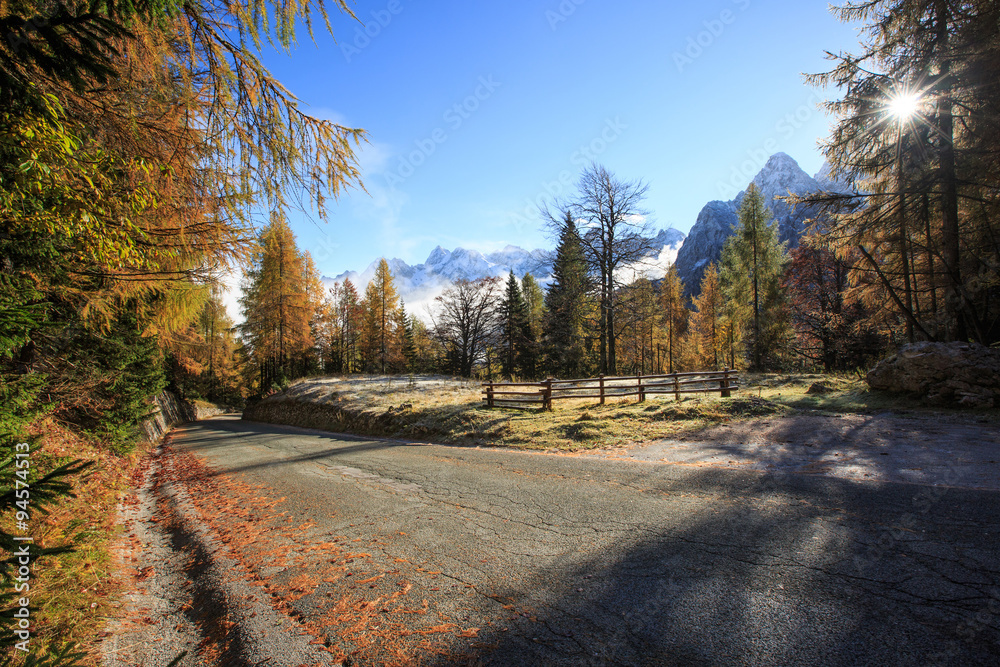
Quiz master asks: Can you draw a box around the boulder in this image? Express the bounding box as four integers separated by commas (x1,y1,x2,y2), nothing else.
866,342,1000,408
806,381,835,394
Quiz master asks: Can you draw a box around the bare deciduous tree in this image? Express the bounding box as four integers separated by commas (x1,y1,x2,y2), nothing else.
563,164,654,375
431,278,502,378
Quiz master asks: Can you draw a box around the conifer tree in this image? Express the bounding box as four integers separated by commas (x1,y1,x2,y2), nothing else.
329,279,362,373
689,264,725,369
238,214,318,391
360,259,400,373
806,0,1000,344
659,265,687,373
719,184,790,370
521,273,545,376
500,271,532,379
619,278,659,375
521,273,546,335
407,315,435,373
397,300,416,372
198,288,240,400
543,212,593,378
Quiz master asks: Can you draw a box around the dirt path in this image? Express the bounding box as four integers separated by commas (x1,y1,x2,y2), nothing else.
585,411,1000,489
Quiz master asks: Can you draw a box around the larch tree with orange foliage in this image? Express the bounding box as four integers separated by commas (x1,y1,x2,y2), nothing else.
688,264,727,370
659,266,687,373
360,259,402,373
239,215,322,392
1,0,366,442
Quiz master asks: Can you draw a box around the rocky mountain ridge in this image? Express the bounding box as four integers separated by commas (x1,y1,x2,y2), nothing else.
673,152,851,297
324,153,847,316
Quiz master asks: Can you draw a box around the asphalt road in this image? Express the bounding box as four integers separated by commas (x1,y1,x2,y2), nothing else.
169,416,1000,666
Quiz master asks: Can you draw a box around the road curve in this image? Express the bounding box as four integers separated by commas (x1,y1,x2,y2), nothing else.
167,415,1000,666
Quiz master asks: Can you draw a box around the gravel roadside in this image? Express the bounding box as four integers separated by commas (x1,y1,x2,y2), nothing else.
101,438,337,667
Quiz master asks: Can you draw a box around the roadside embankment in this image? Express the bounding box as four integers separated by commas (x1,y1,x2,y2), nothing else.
241,375,789,451
0,391,234,665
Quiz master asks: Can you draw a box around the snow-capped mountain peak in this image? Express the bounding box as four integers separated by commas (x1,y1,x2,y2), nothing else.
749,152,820,201
324,228,686,321
674,152,855,298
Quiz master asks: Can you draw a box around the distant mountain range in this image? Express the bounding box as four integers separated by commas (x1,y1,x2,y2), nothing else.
324,152,851,317
323,228,686,320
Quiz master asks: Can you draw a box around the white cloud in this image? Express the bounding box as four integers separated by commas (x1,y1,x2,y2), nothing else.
615,244,681,284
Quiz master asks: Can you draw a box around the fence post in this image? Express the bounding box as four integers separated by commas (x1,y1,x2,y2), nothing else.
486,383,494,408
673,372,680,402
599,375,605,405
543,378,553,410
638,372,645,402
721,368,732,398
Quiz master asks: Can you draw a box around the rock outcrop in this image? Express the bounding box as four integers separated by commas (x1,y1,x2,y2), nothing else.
673,200,737,294
140,391,196,442
866,342,1000,408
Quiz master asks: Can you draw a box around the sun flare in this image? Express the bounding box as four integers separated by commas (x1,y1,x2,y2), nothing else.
888,91,921,120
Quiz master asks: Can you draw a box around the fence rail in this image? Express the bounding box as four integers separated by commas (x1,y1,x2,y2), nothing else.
482,370,739,409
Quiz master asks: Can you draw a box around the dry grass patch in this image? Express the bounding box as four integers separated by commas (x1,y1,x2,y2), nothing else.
249,376,800,452
741,372,990,416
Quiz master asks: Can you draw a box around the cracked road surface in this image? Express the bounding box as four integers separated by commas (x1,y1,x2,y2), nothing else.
168,416,1000,665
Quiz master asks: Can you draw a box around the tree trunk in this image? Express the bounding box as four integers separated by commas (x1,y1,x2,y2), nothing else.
935,0,965,341
897,139,915,343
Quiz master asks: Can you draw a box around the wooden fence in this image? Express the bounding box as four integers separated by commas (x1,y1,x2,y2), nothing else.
482,370,739,409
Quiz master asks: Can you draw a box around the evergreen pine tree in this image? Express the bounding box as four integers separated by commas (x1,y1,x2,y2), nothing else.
499,271,531,379
719,184,790,370
543,211,593,378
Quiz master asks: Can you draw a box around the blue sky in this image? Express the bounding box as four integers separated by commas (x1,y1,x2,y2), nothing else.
259,0,864,278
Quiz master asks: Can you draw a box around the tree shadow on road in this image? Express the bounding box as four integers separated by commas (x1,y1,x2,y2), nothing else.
431,466,1000,666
